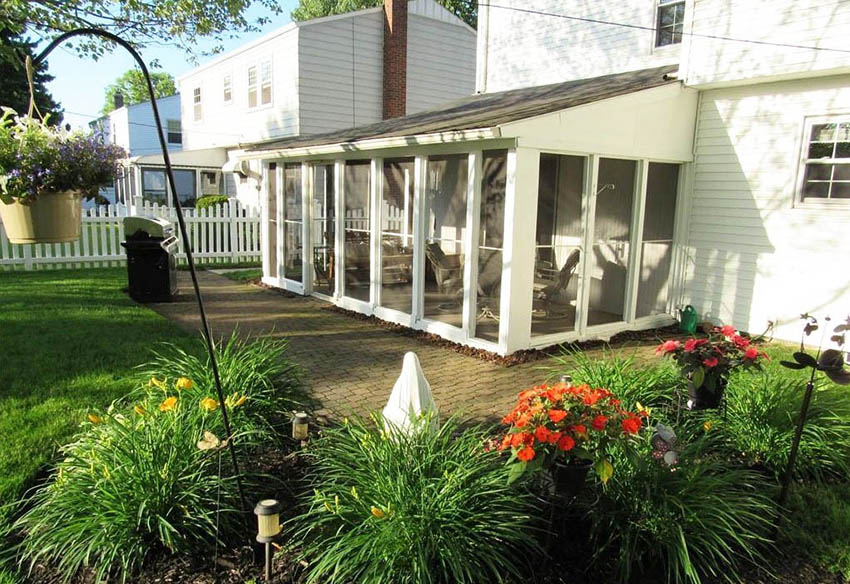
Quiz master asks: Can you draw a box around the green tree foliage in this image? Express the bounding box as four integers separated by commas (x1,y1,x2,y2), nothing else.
0,0,283,57
292,0,477,28
102,70,177,114
0,29,62,124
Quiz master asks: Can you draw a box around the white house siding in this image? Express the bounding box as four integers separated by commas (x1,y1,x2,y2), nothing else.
480,0,680,93
126,95,182,156
178,28,301,150
683,75,850,343
297,11,384,135
406,14,476,114
681,0,850,88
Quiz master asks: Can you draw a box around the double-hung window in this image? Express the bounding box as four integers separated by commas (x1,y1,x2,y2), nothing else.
247,59,272,109
223,74,232,104
193,87,202,121
656,0,685,47
799,117,850,206
166,119,182,145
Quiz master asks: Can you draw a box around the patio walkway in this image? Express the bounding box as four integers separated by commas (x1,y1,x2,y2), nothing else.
150,272,660,422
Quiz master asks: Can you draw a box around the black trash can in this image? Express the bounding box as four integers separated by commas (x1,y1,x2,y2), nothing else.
121,216,179,302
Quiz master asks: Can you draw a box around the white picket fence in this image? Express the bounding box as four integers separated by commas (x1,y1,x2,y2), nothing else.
0,197,261,271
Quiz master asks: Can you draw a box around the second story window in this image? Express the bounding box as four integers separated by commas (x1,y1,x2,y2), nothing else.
248,66,258,108
799,117,850,206
260,60,272,106
223,74,232,104
167,119,182,145
193,87,202,121
656,0,685,47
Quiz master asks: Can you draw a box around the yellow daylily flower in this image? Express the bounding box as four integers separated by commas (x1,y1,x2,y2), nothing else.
133,405,148,416
225,392,248,408
88,413,103,424
175,377,193,391
703,420,713,432
370,506,385,519
148,377,166,390
160,396,178,412
199,397,218,412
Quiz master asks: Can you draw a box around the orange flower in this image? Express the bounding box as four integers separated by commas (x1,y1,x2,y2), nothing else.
160,396,178,412
510,432,529,448
516,445,536,462
548,409,567,423
370,506,385,519
546,430,563,444
556,435,575,452
499,434,512,450
515,413,532,428
583,391,602,406
534,426,551,443
622,415,642,435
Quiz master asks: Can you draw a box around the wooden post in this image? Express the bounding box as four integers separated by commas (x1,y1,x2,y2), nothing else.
229,198,239,264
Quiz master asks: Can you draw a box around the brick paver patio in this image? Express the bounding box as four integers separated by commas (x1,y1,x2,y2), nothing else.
150,271,660,422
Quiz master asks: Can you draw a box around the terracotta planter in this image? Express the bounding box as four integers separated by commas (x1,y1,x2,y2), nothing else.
0,191,82,244
686,375,728,410
550,459,592,499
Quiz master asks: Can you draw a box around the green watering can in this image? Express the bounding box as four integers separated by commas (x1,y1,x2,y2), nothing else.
679,305,698,334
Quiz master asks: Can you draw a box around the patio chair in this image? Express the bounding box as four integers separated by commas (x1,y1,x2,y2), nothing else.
425,242,463,294
534,248,580,317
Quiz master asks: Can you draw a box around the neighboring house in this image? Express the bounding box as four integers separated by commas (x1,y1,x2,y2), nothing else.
90,94,233,208
234,0,850,355
175,0,476,208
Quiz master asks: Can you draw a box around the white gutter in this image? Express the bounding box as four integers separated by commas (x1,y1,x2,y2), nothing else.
236,127,503,160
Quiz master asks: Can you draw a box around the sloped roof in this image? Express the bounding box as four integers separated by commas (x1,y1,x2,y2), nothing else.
248,65,679,153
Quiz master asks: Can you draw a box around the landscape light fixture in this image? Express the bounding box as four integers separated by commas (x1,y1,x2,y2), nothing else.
254,498,283,581
292,412,310,440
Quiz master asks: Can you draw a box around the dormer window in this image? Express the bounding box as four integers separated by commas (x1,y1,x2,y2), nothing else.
656,0,685,47
193,87,202,121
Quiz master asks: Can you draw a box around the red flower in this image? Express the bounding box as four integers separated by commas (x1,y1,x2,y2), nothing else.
515,413,532,428
547,431,563,444
622,415,642,435
684,338,708,352
516,445,536,462
534,426,551,443
556,435,576,452
572,424,587,437
743,347,759,360
583,391,602,406
720,325,736,337
655,340,681,355
703,357,719,368
591,415,608,431
548,409,567,423
732,335,750,349
510,432,529,448
501,412,516,425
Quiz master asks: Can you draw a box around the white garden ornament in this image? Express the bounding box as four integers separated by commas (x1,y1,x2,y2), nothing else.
382,352,438,434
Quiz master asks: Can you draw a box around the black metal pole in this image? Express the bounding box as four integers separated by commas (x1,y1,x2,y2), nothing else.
776,371,817,516
33,29,248,514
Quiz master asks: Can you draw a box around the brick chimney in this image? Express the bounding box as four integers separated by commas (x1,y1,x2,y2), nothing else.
383,0,407,119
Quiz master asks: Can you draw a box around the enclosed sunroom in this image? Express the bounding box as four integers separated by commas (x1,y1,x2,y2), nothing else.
240,66,698,355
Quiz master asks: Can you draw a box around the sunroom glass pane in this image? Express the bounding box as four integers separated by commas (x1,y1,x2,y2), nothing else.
380,158,415,314
475,150,507,342
283,164,303,282
312,165,335,295
344,161,371,302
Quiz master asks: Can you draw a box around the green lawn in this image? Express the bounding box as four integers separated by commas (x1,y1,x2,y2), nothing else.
216,268,263,282
0,268,196,509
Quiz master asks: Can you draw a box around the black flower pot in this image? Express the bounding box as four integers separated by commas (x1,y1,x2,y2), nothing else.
550,459,593,499
686,376,727,410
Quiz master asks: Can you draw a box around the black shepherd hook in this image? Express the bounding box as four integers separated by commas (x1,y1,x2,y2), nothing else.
33,29,248,514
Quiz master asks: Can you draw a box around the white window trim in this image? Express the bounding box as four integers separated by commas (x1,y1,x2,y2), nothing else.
795,114,850,210
223,73,233,105
192,87,202,122
654,0,686,49
247,57,273,111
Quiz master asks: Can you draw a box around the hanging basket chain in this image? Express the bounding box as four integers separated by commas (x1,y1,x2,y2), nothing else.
24,56,45,122
32,28,250,519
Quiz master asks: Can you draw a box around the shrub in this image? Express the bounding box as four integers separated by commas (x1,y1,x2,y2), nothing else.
289,416,540,584
13,394,247,582
589,427,776,584
721,371,850,481
548,347,680,413
136,332,308,437
12,334,305,582
195,194,229,210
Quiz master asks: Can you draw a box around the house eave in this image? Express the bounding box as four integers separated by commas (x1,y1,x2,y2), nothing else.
237,127,504,160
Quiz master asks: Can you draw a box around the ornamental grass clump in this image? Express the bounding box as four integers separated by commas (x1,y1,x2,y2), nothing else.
589,426,777,584
289,416,540,584
0,108,124,203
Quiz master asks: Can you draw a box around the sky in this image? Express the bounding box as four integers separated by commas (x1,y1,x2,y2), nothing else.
40,1,300,130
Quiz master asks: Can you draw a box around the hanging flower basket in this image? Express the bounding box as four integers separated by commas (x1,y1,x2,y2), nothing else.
0,108,125,244
550,458,593,499
0,190,82,243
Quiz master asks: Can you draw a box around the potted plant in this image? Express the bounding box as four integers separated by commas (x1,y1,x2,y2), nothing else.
656,325,767,410
499,381,645,498
0,108,125,243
